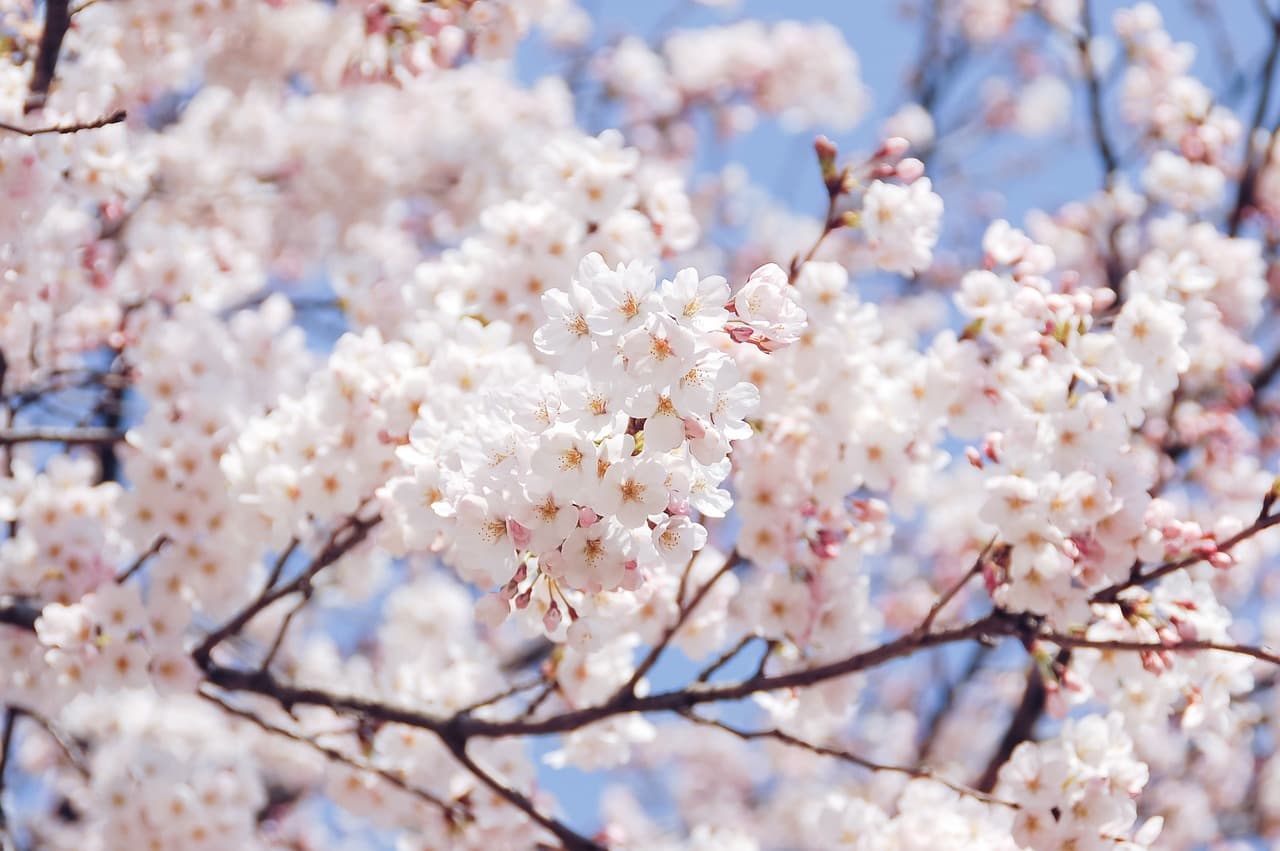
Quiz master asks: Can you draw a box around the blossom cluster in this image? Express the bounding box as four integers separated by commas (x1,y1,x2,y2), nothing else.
3,0,1280,849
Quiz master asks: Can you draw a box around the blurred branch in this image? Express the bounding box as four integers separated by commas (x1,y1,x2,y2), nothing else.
680,709,1016,808
437,728,605,851
0,110,126,137
611,549,738,702
200,689,468,821
0,708,14,847
0,426,124,446
194,511,381,667
1228,9,1280,234
25,0,71,113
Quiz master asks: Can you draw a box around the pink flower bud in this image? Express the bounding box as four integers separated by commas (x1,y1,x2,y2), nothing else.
983,562,1000,594
507,518,532,549
621,560,643,591
666,492,691,515
543,602,562,633
965,446,984,468
896,157,925,183
578,506,599,527
1141,650,1169,675
881,136,910,158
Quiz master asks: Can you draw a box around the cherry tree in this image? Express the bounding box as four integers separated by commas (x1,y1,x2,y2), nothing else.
2,0,1280,847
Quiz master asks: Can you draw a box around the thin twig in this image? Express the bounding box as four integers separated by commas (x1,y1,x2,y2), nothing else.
516,680,559,721
1036,631,1280,667
200,689,466,820
918,537,995,635
440,734,604,851
263,538,301,593
194,514,380,666
695,634,759,683
116,535,168,583
611,549,738,702
1092,509,1280,603
0,109,126,137
679,710,1016,808
259,594,309,673
11,708,88,777
458,678,548,716
1228,11,1280,235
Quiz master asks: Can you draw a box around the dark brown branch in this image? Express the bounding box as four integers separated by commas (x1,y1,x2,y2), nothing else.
694,634,760,683
612,549,738,701
516,680,559,721
1229,10,1280,235
918,538,995,635
0,708,14,839
0,426,124,446
193,513,381,666
116,535,168,584
1092,509,1280,603
11,708,88,777
25,0,71,113
0,600,39,631
456,615,1006,740
916,643,991,767
438,732,604,851
198,613,1004,746
1036,631,1280,667
200,689,466,820
259,595,309,673
0,109,126,137
1076,0,1120,183
263,538,300,592
458,678,548,716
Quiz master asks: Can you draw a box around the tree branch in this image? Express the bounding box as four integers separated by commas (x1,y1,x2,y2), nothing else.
438,730,605,851
200,689,467,821
25,0,71,113
679,709,1016,808
1228,10,1280,235
193,512,380,667
1092,509,1280,603
917,537,995,635
116,535,168,584
611,549,737,702
0,426,124,446
0,708,15,842
0,110,126,137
